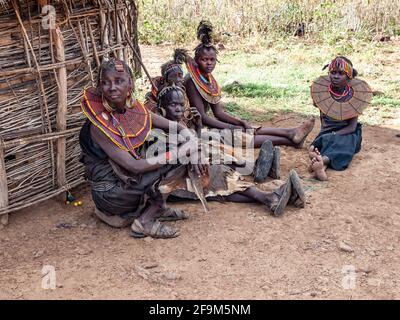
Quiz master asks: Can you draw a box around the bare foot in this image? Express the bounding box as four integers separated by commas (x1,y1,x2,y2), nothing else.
292,118,316,145
311,156,328,181
308,145,321,160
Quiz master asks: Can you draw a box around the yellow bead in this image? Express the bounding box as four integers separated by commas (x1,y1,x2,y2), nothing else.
77,201,82,205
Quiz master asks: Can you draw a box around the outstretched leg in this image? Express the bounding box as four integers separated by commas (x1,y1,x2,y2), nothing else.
208,183,291,216
208,186,278,207
255,118,315,148
253,134,294,148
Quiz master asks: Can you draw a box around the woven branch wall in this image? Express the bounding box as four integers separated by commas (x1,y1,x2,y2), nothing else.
0,0,140,224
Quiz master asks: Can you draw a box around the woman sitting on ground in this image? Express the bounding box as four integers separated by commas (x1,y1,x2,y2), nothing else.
79,59,207,239
183,21,315,148
157,84,307,214
308,56,372,180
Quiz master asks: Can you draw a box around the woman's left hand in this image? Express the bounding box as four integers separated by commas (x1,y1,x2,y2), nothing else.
190,107,202,125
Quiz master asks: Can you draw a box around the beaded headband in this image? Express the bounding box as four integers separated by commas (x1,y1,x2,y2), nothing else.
157,84,186,110
328,57,353,79
163,64,184,79
115,60,125,72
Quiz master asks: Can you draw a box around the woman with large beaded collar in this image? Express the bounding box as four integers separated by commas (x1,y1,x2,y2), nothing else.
79,59,207,239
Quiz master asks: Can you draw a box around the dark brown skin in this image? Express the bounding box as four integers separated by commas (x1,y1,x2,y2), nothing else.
184,48,312,148
90,113,191,174
100,68,132,113
164,90,186,123
163,90,202,136
98,68,206,175
166,69,184,86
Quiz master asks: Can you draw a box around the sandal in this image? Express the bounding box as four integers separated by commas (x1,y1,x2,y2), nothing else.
289,169,306,208
270,176,292,216
158,207,189,222
130,219,180,239
94,208,133,228
253,140,274,183
268,146,281,179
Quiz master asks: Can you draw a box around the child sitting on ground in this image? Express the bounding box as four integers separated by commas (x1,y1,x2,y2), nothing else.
308,56,372,180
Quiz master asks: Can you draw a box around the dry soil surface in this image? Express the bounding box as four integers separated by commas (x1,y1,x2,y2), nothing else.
1,116,400,300
1,46,400,300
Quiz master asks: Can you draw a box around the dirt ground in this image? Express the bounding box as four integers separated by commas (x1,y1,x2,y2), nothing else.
1,117,400,300
1,47,400,300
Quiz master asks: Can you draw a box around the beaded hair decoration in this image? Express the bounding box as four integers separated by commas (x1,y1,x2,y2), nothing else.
325,56,354,79
311,56,372,120
157,84,186,110
160,48,188,82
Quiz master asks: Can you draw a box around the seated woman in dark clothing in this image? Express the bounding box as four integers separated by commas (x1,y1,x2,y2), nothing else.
144,49,187,112
157,84,307,214
308,56,372,180
183,21,315,148
79,59,207,239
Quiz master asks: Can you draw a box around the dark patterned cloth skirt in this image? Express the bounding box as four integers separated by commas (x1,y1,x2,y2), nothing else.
79,120,180,219
312,124,362,171
90,164,178,219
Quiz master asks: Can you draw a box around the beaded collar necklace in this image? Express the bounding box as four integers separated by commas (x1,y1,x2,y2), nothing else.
329,84,351,100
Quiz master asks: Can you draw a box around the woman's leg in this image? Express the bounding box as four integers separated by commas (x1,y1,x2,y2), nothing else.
136,202,164,227
255,127,296,139
208,186,280,208
253,134,294,148
207,193,254,203
255,118,315,147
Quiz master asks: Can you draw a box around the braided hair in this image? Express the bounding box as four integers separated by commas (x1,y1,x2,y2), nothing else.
157,83,186,111
194,20,218,62
160,48,188,83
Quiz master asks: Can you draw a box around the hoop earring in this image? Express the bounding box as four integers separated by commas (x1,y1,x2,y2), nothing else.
125,90,136,109
102,93,115,113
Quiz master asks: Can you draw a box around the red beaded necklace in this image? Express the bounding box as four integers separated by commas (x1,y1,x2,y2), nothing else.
329,84,351,98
